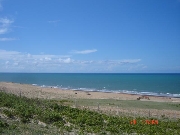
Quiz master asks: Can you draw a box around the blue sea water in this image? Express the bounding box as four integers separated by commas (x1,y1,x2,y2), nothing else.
0,73,180,98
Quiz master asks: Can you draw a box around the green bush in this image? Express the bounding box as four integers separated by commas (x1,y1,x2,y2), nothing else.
0,120,9,128
3,109,15,118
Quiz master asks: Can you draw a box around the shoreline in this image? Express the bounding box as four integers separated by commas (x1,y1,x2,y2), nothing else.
0,81,180,102
10,81,180,98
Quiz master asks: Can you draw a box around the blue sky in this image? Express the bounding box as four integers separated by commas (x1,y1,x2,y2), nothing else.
0,0,180,73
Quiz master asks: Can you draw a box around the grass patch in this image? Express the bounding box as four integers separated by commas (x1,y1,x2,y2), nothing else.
74,98,180,110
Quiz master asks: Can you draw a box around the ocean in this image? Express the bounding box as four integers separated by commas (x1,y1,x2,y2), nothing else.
0,73,180,98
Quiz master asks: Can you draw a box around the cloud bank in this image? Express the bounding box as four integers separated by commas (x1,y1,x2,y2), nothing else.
0,50,143,72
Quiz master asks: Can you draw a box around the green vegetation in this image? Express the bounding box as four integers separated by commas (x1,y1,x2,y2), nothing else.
74,99,180,110
0,91,180,135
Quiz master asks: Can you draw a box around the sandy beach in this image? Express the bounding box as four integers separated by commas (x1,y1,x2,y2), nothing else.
0,82,180,102
0,82,180,119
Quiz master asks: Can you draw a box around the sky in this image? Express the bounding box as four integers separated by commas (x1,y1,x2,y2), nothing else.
0,0,180,73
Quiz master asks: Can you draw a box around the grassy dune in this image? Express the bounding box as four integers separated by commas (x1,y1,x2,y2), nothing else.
0,91,180,135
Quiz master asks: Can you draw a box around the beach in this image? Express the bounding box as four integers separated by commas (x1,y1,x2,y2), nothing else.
0,81,180,119
1,82,180,102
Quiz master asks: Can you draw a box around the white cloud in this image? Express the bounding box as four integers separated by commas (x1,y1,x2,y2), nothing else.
0,3,15,35
0,49,142,72
72,49,97,54
118,59,141,64
44,57,52,61
58,58,73,64
0,18,13,25
0,37,17,41
0,50,70,62
0,18,14,34
0,50,21,59
63,58,71,63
